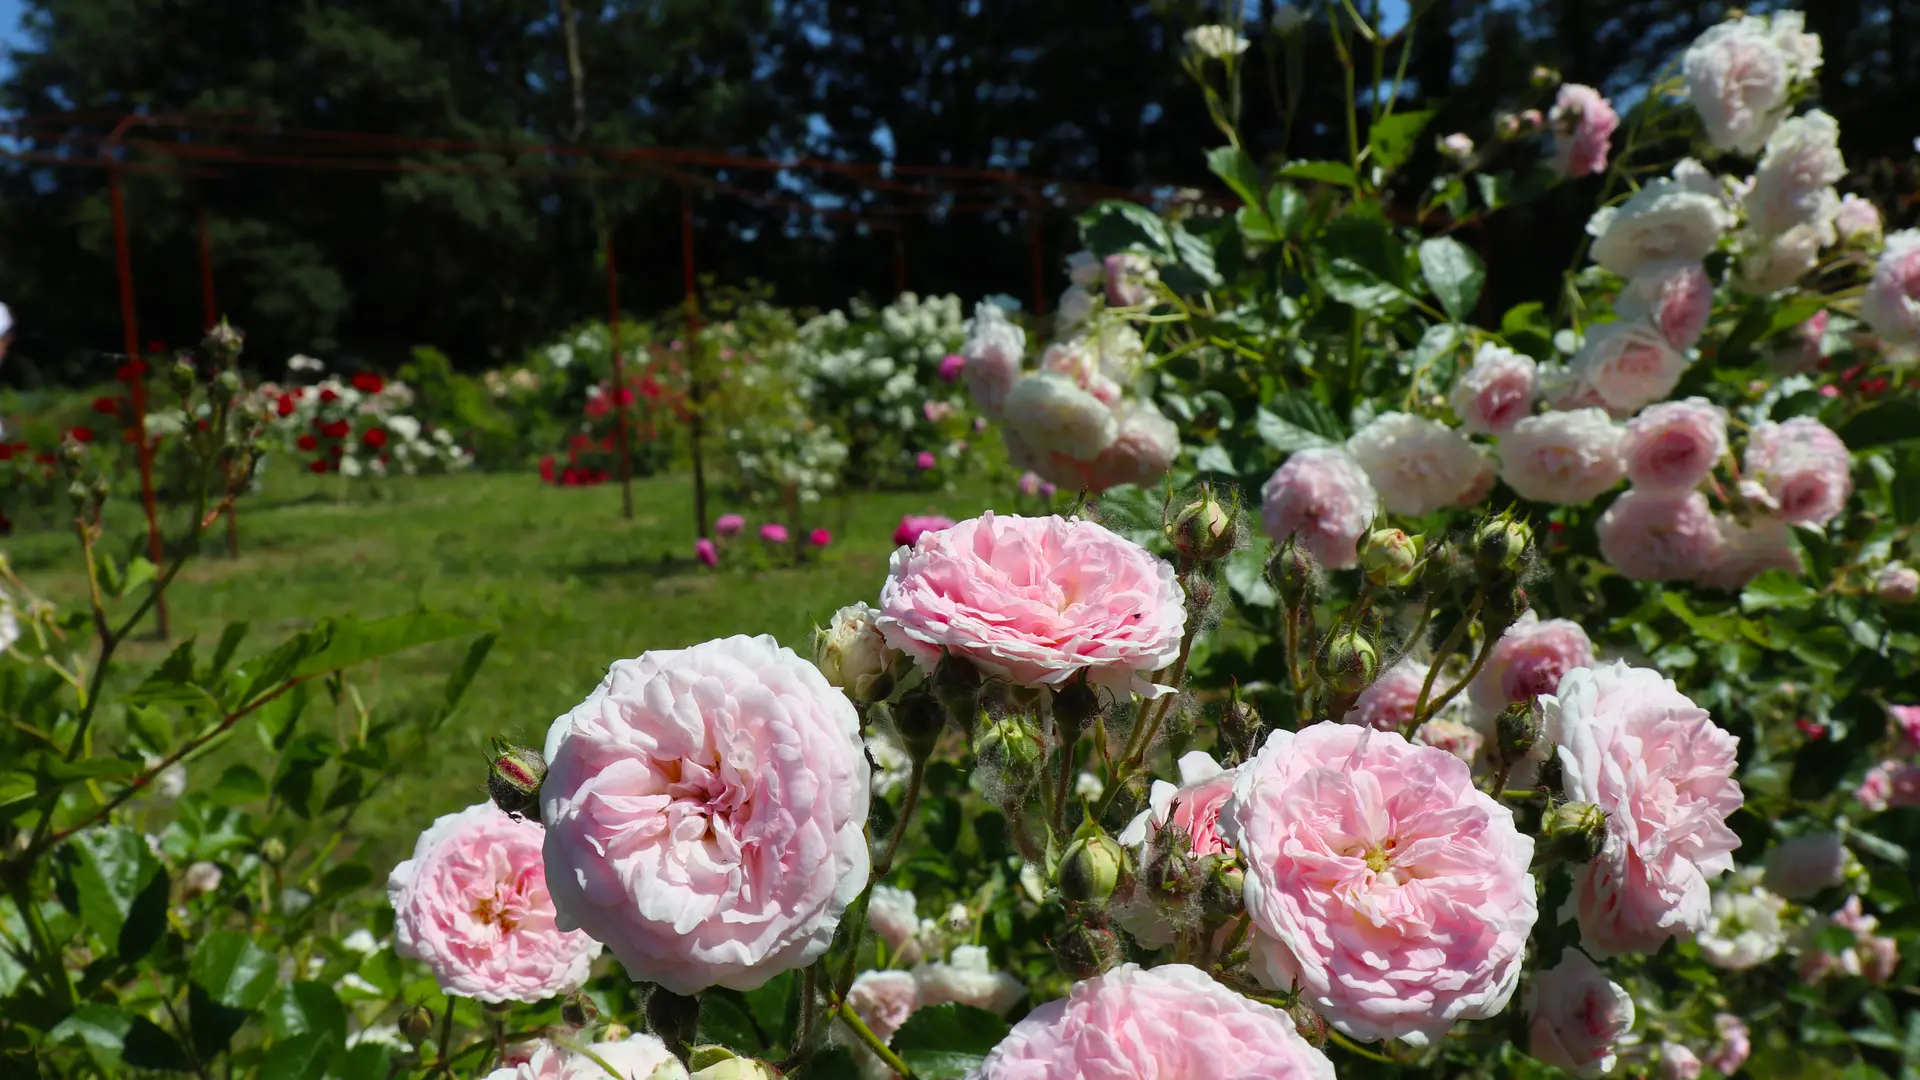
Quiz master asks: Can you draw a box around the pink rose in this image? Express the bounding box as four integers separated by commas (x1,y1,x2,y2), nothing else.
892,514,954,547
1017,471,1043,497
809,528,833,548
1497,408,1627,506
915,450,938,470
1682,18,1792,154
1743,417,1852,526
1877,563,1920,604
1548,662,1743,956
1890,704,1920,751
1413,718,1484,764
1347,657,1430,732
1660,1042,1705,1080
1615,261,1713,349
876,513,1187,698
1857,761,1900,811
962,304,1027,418
1037,341,1124,408
695,538,718,567
1621,397,1728,494
1762,833,1848,900
1018,399,1180,495
714,513,746,537
1002,374,1118,464
1449,343,1538,435
1550,83,1620,179
867,885,922,958
1116,752,1238,946
1597,489,1719,581
760,522,789,544
848,970,921,1043
1346,412,1491,516
540,635,869,993
975,963,1335,1079
937,353,967,382
483,1033,682,1080
1799,895,1901,984
912,945,1026,1015
923,400,955,423
1527,949,1636,1078
1222,724,1537,1045
1708,1014,1751,1075
1861,229,1920,344
1259,448,1381,570
1836,193,1884,247
1774,308,1830,373
1103,252,1157,308
1575,320,1688,417
1469,613,1596,718
1695,513,1803,592
387,803,602,1004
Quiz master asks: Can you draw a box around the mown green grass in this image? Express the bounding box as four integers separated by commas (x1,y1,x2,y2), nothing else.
5,468,1000,860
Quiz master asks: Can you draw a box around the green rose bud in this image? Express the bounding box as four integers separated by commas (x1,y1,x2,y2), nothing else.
1474,516,1533,575
1314,628,1378,696
398,1004,434,1047
1198,854,1246,919
1050,917,1125,980
1168,489,1237,564
1496,701,1540,762
1542,800,1608,864
892,687,947,760
690,1059,779,1080
1057,833,1126,904
1360,528,1423,588
486,739,547,818
1267,539,1319,610
974,715,1044,785
561,992,598,1028
932,654,984,735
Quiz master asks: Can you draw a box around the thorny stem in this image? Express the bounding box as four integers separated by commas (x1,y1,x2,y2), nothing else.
1328,1028,1399,1064
1412,588,1482,727
833,994,916,1078
1422,626,1500,722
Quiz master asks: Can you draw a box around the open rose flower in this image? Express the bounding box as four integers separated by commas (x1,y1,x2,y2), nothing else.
1469,612,1595,718
387,803,602,1003
1746,110,1845,238
1743,417,1852,526
1550,83,1620,179
1798,895,1901,984
1708,1014,1751,1075
1683,16,1794,155
975,963,1335,1079
1222,724,1537,1046
848,969,922,1043
1450,343,1538,435
1694,513,1803,592
1698,876,1787,970
1116,752,1240,946
1259,449,1380,570
1621,397,1728,494
1497,408,1627,505
1027,398,1179,494
1861,228,1920,344
483,1033,684,1080
1614,261,1712,349
1346,412,1491,516
1835,193,1884,248
1527,949,1636,1078
875,513,1186,698
1002,373,1118,462
1763,833,1849,900
1736,220,1827,295
912,945,1026,1015
1598,489,1720,582
540,635,869,994
866,885,922,959
1587,180,1733,279
1347,657,1431,732
1548,662,1743,957
1574,320,1688,417
962,303,1027,418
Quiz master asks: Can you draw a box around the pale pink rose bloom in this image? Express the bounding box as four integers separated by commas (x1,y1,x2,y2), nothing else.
1346,657,1431,732
962,304,1027,418
1222,724,1537,1045
1002,374,1118,461
876,513,1186,698
1736,220,1827,295
1550,83,1620,179
1260,448,1380,570
1469,612,1596,718
1621,397,1728,494
1073,399,1180,493
1762,833,1848,900
912,946,1026,1015
1860,229,1920,344
1695,513,1803,592
1659,1042,1704,1080
1743,417,1852,526
1836,193,1885,248
923,400,955,423
1449,343,1538,435
1116,753,1239,947
975,963,1335,1080
386,803,602,1004
867,886,921,957
1497,408,1627,505
1597,489,1719,582
1586,180,1733,279
1574,320,1688,417
1857,761,1900,812
483,1033,682,1080
1890,704,1920,751
1708,1014,1751,1075
1799,895,1901,984
1526,949,1636,1078
1413,719,1483,764
540,635,869,994
1453,452,1499,508
1745,111,1845,237
1103,252,1157,308
1548,662,1743,957
1773,308,1830,373
1038,340,1124,408
1615,261,1713,349
848,970,922,1042
1683,18,1792,155
1346,412,1489,516
1877,564,1920,604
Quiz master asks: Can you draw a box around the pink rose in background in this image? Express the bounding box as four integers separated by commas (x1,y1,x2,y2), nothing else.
1002,374,1118,466
1116,752,1238,946
1860,229,1920,344
962,303,1028,418
915,450,938,470
1743,417,1853,526
1890,704,1920,751
1017,471,1043,497
1346,657,1431,731
937,353,967,382
975,964,1335,1080
912,945,1027,1015
1074,399,1181,493
1597,489,1720,581
1550,83,1620,179
1615,261,1713,350
694,538,718,567
1621,397,1729,494
1876,563,1920,604
1694,513,1803,592
848,970,922,1043
1683,18,1792,154
1103,252,1157,308
483,1033,682,1080
1259,448,1381,570
1346,412,1491,516
759,523,790,544
714,513,746,537
1449,343,1538,435
1660,1043,1704,1080
1857,760,1902,811
876,513,1186,698
1708,1014,1751,1075
892,514,955,547
1526,949,1636,1078
1222,724,1537,1046
540,635,869,994
1835,193,1884,247
1469,613,1596,718
1547,662,1743,957
866,885,922,959
1037,341,1124,408
387,803,602,1004
1762,833,1848,900
1774,308,1830,373
1798,895,1901,984
922,400,955,423
1413,718,1484,763
1575,320,1689,417
1497,408,1627,506
809,528,833,548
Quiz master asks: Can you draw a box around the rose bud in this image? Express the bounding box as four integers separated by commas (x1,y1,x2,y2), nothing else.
1169,489,1237,564
1542,800,1608,864
1267,538,1319,610
1050,917,1125,980
486,740,547,818
1057,833,1127,905
399,1004,435,1048
1474,516,1533,575
1497,700,1541,762
1314,628,1378,696
1360,528,1422,588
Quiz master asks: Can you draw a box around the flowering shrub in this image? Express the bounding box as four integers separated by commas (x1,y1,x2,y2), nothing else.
250,360,473,480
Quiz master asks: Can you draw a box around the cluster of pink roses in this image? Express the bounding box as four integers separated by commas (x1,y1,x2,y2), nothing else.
1856,703,1920,812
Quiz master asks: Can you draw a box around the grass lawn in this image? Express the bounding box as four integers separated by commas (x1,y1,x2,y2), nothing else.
4,468,1004,862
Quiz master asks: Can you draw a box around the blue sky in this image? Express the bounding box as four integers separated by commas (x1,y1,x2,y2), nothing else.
0,0,24,80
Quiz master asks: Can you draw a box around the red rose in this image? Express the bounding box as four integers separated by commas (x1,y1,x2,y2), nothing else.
91,396,121,415
319,388,339,404
639,376,662,400
362,428,389,449
297,434,319,451
115,360,147,383
351,372,385,394
276,394,296,417
324,420,351,439
309,459,329,474
540,455,557,483
67,427,94,444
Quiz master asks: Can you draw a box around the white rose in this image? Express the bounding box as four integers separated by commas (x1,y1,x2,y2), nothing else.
1735,221,1827,295
1001,373,1118,460
961,303,1026,419
1496,408,1627,506
1587,180,1733,278
912,946,1026,1015
1344,412,1489,516
1573,320,1688,415
1683,17,1793,155
1835,194,1884,248
1745,110,1844,237
1860,229,1920,344
866,885,922,959
1697,881,1788,970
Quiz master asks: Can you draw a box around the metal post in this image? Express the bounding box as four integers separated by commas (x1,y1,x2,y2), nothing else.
682,181,710,541
606,226,635,519
108,160,170,639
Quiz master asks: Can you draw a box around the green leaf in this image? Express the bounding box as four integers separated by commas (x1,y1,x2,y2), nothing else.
1191,444,1236,475
1277,160,1357,187
49,1003,134,1055
210,764,269,806
1225,537,1278,608
67,825,168,960
891,1004,1013,1080
1841,400,1920,449
1205,145,1263,208
121,1016,193,1071
1255,392,1346,452
291,611,482,679
1318,257,1409,310
265,981,347,1043
1741,569,1819,613
1788,626,1851,672
1083,200,1171,257
260,1031,338,1080
130,639,220,713
1368,109,1435,172
191,930,278,1009
206,621,251,684
1234,205,1277,243
255,680,311,752
1267,184,1309,238
1417,236,1485,323
742,969,798,1052
236,629,323,707
120,556,158,597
